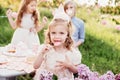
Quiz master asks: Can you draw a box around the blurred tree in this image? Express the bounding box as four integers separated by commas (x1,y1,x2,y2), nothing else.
0,0,20,11
115,0,119,3
38,0,64,8
0,0,65,10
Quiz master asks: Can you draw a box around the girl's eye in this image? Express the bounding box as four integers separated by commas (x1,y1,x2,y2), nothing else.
51,32,56,34
60,32,64,34
32,5,36,7
66,6,73,9
70,7,73,9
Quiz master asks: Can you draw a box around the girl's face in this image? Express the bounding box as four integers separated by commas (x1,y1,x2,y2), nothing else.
27,1,37,13
65,3,76,18
50,25,68,47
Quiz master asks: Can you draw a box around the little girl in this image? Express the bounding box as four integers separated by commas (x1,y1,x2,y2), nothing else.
6,0,47,48
33,5,82,80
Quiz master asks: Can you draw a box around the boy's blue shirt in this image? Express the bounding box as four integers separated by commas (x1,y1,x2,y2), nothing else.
71,17,85,43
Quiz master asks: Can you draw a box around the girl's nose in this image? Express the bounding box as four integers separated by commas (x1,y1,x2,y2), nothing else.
33,7,36,11
54,34,60,38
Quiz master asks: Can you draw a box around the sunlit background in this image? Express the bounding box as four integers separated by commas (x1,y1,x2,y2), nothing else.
0,0,120,80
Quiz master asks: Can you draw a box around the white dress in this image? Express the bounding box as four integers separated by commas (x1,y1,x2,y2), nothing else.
11,14,40,48
34,45,82,80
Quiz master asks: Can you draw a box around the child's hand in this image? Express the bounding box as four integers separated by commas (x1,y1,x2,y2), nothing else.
42,16,48,26
6,9,12,18
11,12,18,18
72,43,77,48
40,44,52,55
56,55,73,69
29,27,37,34
6,9,17,19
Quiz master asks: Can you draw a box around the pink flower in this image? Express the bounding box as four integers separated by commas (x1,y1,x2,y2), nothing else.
77,64,91,79
115,25,120,30
39,70,53,80
115,73,120,80
99,71,115,80
101,20,107,25
88,72,99,80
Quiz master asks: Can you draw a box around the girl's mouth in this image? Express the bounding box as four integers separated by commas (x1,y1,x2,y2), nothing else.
54,40,61,42
53,40,61,46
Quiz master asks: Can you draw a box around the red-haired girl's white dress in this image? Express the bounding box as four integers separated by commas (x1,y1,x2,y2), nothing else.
11,14,40,48
34,46,82,80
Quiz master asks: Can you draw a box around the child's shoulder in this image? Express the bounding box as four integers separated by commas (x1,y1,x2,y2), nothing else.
77,18,84,24
70,47,81,53
73,17,84,23
66,48,81,57
67,48,82,64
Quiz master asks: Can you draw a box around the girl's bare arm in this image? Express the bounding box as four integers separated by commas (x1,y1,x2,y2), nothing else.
33,53,44,69
36,16,48,32
67,64,78,73
6,9,17,29
33,44,52,69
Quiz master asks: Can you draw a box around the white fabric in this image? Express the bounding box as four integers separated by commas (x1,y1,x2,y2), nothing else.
34,45,82,80
11,14,40,48
21,14,35,29
53,4,71,22
0,55,35,74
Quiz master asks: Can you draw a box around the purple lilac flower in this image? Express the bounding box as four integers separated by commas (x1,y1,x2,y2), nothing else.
88,72,99,80
115,73,120,80
39,70,53,80
77,64,91,80
99,71,115,80
74,78,83,80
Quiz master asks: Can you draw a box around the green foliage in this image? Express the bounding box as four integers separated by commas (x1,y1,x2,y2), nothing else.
52,74,58,80
0,0,21,11
17,74,33,80
100,6,120,15
0,15,13,45
0,6,6,15
39,8,53,19
0,0,64,12
38,0,64,8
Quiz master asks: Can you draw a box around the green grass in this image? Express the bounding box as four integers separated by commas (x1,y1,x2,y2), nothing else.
0,16,13,46
77,6,120,74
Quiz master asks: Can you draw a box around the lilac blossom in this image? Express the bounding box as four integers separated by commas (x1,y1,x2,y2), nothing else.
99,71,115,80
37,64,117,80
39,70,53,80
77,64,91,80
74,78,83,80
88,72,99,80
115,73,120,80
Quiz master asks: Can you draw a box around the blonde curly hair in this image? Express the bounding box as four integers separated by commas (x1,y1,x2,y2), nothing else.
45,19,73,50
